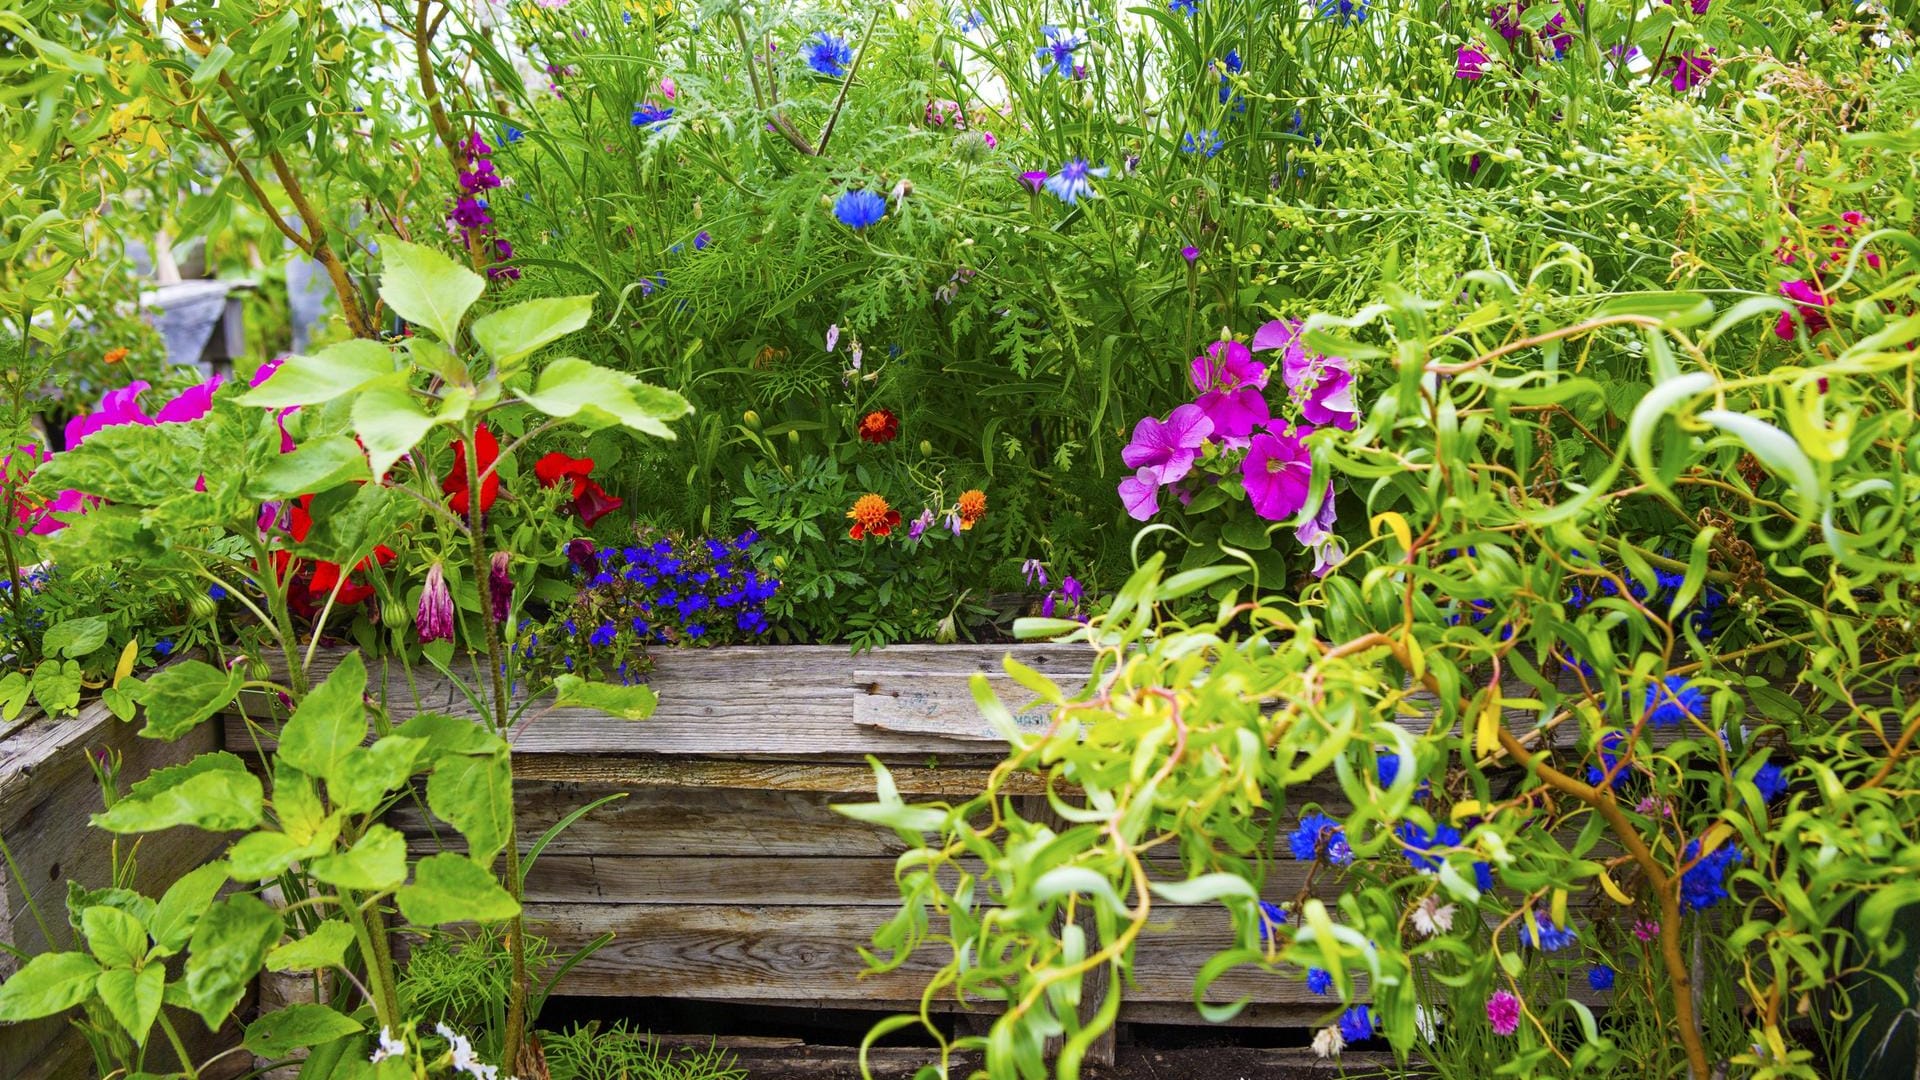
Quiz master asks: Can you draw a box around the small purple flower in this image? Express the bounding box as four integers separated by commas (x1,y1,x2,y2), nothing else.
908,508,934,540
1043,159,1107,205
566,538,600,576
1456,45,1491,79
1668,51,1713,92
1256,319,1358,430
1181,245,1199,262
450,197,492,230
1034,25,1083,77
417,562,454,643
1019,170,1050,193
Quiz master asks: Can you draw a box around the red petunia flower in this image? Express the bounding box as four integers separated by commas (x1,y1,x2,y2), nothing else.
574,480,623,526
535,451,623,524
444,425,501,515
858,408,900,444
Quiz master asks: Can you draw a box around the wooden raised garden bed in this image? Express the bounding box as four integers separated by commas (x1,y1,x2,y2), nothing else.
225,644,1351,1057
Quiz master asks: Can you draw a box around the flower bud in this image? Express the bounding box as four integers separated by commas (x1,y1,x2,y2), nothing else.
416,562,455,643
380,599,408,628
787,429,801,446
188,592,218,621
773,554,788,571
919,440,933,457
743,410,761,429
488,551,513,623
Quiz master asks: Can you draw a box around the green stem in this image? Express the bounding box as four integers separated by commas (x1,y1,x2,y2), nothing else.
250,534,308,698
0,507,28,666
462,420,528,1067
339,891,400,1028
155,1009,195,1075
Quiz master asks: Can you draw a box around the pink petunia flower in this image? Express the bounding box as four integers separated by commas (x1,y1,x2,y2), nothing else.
1774,280,1831,340
1243,424,1313,522
1256,319,1358,430
1121,403,1213,487
1189,341,1271,442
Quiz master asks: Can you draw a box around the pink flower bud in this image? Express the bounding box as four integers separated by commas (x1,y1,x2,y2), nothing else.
489,551,512,623
417,562,455,643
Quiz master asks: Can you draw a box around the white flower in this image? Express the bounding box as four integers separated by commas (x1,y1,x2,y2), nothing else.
1414,1005,1441,1042
1412,896,1456,937
370,1026,406,1063
826,324,840,352
891,178,913,204
1311,1026,1345,1058
435,1024,500,1080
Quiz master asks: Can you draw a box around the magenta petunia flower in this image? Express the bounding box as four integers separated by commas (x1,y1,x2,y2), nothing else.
1774,279,1831,340
1190,341,1272,442
1667,51,1712,92
153,377,222,424
1487,990,1521,1036
1118,466,1165,521
1455,45,1490,80
1257,319,1358,430
1121,403,1213,485
1294,480,1343,577
1243,425,1314,522
64,381,154,448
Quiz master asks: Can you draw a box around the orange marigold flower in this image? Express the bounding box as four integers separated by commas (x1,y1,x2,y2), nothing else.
956,488,987,530
846,492,902,539
858,408,900,444
103,347,129,365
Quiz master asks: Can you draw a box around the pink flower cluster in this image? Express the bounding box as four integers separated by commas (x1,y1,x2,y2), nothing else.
1774,211,1883,341
1116,320,1356,575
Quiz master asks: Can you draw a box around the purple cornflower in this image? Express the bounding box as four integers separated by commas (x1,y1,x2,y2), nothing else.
417,563,454,643
1043,159,1107,205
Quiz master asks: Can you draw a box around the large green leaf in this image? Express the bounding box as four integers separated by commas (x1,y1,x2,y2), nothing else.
228,824,337,882
351,374,437,483
278,652,369,786
92,753,263,833
244,1003,363,1057
137,660,241,740
30,658,82,716
395,853,520,925
516,357,692,439
427,752,513,868
184,894,283,1030
95,966,164,1046
81,906,148,969
470,294,595,366
149,861,233,955
376,236,485,345
28,421,204,505
42,616,108,659
328,735,426,817
264,921,355,973
0,952,102,1020
235,339,396,409
248,437,371,501
393,712,507,761
306,825,407,892
551,676,658,721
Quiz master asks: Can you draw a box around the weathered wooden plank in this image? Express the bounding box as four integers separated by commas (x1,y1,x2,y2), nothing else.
528,903,1350,1005
507,758,1047,794
697,1042,1399,1079
852,672,1059,741
0,698,233,1076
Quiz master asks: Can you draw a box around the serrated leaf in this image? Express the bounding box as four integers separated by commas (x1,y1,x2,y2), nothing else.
427,752,512,868
93,753,263,833
278,652,369,787
184,894,282,1030
149,861,232,955
81,906,148,969
306,825,407,891
95,965,164,1045
376,236,485,345
235,339,395,408
395,853,520,925
327,735,426,817
264,921,355,972
137,660,240,740
470,294,596,365
0,952,101,1020
516,357,691,439
351,374,437,482
248,437,371,501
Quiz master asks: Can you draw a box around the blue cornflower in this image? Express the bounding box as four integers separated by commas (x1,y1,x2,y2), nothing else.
1752,761,1788,802
1043,158,1108,205
154,639,174,658
1222,48,1242,73
1318,0,1369,23
1645,676,1706,727
207,584,228,600
1397,822,1461,873
1474,861,1495,892
630,102,674,128
1306,968,1333,995
1529,912,1578,951
1181,129,1224,157
1680,839,1742,910
804,32,853,77
833,189,887,229
1587,965,1616,992
589,623,617,647
1034,25,1083,77
1377,753,1430,798
563,619,578,636
694,230,711,250
1288,812,1350,864
1337,1005,1376,1042
1170,0,1199,13
504,125,525,143
1258,900,1287,942
1585,731,1630,790
954,8,985,32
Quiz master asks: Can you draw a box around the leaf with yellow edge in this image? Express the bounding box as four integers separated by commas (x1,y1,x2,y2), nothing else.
1474,687,1503,759
1550,888,1569,929
1597,869,1633,905
112,640,137,688
1450,800,1486,822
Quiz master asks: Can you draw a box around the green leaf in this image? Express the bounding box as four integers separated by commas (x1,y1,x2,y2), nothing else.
395,853,521,925
0,671,28,722
184,894,283,1030
244,1003,363,1057
1699,409,1821,510
1626,370,1714,502
516,357,692,439
275,763,328,844
470,294,596,365
428,752,513,868
248,437,371,501
306,825,407,892
278,651,369,786
81,906,149,969
149,861,233,956
30,658,82,716
0,952,102,1020
93,753,264,833
393,712,507,761
327,736,426,818
137,660,241,740
100,686,137,722
188,42,233,86
235,340,396,408
550,675,658,720
406,337,469,386
43,617,109,659
376,236,485,345
228,824,337,882
351,374,437,483
95,966,164,1045
264,921,356,972
1147,873,1257,905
